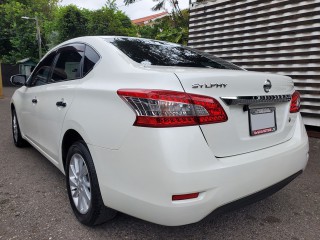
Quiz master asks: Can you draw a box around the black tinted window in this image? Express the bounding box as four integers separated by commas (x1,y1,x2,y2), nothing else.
83,45,100,76
50,46,83,83
29,53,55,87
109,38,242,70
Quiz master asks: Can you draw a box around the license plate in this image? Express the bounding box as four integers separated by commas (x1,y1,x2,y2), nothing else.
249,107,277,136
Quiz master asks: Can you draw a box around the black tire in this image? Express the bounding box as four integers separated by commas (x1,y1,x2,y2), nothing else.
66,140,117,226
11,109,28,148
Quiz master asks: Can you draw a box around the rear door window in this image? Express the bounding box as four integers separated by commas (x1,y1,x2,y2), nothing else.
50,44,85,83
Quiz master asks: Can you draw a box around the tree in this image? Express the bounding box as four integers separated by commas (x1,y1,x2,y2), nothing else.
0,1,39,63
88,6,135,36
52,3,136,43
55,5,88,43
124,0,187,25
137,9,189,45
0,1,137,63
15,0,59,18
0,0,59,63
106,0,118,11
123,0,189,31
124,0,179,12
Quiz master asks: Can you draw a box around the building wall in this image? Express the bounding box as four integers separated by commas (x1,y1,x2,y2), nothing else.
188,0,320,127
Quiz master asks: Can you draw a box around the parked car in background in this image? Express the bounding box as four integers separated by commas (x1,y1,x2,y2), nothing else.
10,36,309,226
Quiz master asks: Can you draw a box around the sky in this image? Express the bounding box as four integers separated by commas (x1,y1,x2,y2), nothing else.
59,0,190,20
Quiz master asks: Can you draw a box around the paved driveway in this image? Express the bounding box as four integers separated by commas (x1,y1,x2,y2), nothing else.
0,87,319,240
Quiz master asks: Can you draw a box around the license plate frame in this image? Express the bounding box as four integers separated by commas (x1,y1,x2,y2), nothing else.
249,107,277,136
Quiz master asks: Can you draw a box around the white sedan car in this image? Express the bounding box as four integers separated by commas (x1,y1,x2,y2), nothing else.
10,36,309,226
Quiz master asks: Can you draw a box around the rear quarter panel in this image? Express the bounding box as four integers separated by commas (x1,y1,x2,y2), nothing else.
62,38,185,150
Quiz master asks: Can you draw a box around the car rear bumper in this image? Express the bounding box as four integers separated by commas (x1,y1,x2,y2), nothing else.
89,114,309,226
204,170,303,220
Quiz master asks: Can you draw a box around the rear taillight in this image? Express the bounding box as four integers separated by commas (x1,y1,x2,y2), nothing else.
290,91,301,113
117,89,228,127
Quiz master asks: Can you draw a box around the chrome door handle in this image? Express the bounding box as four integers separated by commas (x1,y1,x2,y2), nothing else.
32,98,38,104
56,101,67,107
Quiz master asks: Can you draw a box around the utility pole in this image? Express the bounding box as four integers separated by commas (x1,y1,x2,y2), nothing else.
22,16,42,60
35,16,42,61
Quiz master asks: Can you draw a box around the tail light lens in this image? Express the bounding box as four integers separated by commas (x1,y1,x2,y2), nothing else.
290,91,301,113
117,89,228,127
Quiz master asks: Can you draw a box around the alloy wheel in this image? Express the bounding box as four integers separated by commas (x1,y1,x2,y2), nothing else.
69,153,92,214
13,114,18,143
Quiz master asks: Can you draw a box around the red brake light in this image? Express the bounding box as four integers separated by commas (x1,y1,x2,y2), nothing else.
290,91,301,113
117,89,228,127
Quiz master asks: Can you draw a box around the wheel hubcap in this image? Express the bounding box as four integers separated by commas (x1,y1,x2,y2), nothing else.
13,115,18,142
69,153,91,214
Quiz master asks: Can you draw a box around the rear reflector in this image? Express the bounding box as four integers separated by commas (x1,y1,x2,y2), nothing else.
172,193,199,201
290,91,301,113
117,89,228,127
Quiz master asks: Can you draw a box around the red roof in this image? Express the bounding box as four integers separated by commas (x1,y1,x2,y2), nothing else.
132,12,168,25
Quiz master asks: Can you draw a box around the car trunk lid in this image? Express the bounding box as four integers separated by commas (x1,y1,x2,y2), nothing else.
172,68,296,157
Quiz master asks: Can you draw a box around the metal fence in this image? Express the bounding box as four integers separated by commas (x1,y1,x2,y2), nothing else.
188,0,320,127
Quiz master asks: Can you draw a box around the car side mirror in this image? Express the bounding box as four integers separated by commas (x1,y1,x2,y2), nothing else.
10,74,26,86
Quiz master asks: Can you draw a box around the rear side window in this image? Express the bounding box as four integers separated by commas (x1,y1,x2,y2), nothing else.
50,45,84,83
109,38,242,70
83,45,100,76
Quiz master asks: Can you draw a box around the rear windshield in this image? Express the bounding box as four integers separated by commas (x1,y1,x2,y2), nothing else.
107,38,242,70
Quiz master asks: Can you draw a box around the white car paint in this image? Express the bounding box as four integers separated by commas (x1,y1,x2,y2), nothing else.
11,36,309,226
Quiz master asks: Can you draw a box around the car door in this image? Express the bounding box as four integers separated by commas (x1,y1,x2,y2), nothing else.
34,44,85,163
19,53,56,143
